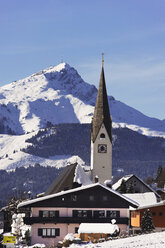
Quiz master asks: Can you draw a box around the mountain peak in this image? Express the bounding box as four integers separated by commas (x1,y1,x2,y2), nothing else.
43,62,71,74
31,62,72,77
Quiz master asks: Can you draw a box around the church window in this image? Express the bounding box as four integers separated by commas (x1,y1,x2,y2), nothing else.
100,133,105,139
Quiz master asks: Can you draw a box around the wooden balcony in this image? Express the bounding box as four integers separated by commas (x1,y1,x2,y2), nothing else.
24,216,129,225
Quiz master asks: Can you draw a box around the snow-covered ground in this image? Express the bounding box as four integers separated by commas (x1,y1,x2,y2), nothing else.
70,231,165,248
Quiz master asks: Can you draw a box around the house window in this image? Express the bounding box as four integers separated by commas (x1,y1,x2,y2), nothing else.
152,212,156,216
103,195,108,201
71,195,77,201
75,227,79,233
38,228,60,237
42,228,47,236
131,211,137,218
159,212,163,216
94,210,105,218
72,210,92,218
89,195,94,201
39,210,59,218
43,211,49,218
107,210,120,218
100,133,105,139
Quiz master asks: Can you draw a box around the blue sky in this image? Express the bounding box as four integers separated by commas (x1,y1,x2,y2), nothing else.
0,0,165,119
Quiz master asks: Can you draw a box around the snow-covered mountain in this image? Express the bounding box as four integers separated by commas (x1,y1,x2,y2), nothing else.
0,62,165,136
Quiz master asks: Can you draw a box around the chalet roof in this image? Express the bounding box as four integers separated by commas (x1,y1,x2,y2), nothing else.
18,183,139,208
44,163,92,196
91,66,112,143
112,175,133,190
112,174,159,197
137,200,165,210
124,192,157,208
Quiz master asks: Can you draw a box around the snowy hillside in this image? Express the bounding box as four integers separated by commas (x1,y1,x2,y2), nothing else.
0,133,85,170
70,231,165,248
0,62,165,136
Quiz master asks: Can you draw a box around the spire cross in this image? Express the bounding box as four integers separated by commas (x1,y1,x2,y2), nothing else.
102,53,104,67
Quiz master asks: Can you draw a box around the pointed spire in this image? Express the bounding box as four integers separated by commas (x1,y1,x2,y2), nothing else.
91,56,112,142
102,52,104,67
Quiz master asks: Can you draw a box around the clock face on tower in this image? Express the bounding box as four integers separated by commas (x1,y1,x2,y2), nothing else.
98,144,107,153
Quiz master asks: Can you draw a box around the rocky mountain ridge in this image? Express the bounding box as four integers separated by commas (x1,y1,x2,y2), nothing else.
0,62,165,137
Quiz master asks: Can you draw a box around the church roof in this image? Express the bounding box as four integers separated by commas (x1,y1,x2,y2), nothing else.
91,66,112,142
44,163,92,196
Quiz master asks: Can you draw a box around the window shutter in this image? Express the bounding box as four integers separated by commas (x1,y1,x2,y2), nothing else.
38,228,42,236
72,210,77,217
87,210,92,218
55,228,60,236
55,211,59,218
39,211,43,217
116,211,120,218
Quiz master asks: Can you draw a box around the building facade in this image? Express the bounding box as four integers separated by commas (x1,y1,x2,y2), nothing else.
131,201,165,232
18,183,138,246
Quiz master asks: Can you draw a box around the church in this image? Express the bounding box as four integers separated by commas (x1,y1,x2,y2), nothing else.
18,59,139,246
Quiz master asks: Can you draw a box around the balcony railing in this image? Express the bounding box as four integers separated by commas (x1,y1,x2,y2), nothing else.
24,216,128,225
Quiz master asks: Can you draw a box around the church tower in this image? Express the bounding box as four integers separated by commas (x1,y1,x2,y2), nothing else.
91,55,112,184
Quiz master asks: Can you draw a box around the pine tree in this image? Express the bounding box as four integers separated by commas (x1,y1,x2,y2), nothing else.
126,182,134,193
141,209,155,233
155,165,162,182
119,179,127,193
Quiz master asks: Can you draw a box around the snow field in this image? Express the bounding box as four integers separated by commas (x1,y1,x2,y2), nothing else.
70,231,165,248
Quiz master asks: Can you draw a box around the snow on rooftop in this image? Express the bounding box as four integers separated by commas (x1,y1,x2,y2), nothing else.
73,164,92,186
137,200,165,210
78,223,119,234
112,175,133,190
124,192,157,207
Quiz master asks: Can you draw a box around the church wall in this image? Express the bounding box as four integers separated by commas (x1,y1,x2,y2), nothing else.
91,123,112,183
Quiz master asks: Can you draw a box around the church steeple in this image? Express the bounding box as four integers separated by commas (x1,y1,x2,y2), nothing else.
91,55,112,183
91,59,112,143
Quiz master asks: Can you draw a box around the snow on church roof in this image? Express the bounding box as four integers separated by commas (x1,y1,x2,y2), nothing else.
73,164,92,186
18,183,139,208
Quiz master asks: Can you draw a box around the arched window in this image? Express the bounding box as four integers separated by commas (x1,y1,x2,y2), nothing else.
100,133,105,139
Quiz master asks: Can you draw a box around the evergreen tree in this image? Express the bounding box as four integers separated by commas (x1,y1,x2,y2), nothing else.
155,165,163,182
119,179,127,193
141,209,155,233
126,182,134,193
